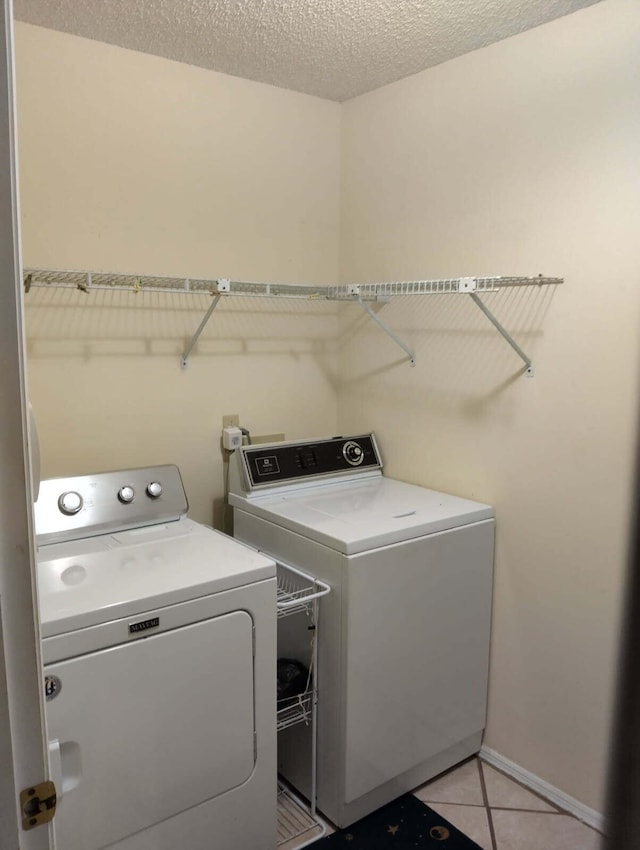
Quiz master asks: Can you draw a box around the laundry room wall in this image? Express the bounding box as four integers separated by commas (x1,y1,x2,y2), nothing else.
338,0,639,817
15,23,341,526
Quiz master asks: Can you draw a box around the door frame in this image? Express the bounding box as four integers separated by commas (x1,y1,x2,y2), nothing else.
0,1,53,847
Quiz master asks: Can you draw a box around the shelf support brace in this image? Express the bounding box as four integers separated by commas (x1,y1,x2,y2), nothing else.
468,292,534,377
180,279,229,368
357,296,415,367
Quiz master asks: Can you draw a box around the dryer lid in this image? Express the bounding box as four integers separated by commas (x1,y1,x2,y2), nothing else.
37,518,275,637
233,476,494,555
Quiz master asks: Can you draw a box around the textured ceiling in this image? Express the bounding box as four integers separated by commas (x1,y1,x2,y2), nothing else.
13,0,601,101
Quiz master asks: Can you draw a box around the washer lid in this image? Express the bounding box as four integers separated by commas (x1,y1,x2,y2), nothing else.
233,476,494,554
37,518,275,637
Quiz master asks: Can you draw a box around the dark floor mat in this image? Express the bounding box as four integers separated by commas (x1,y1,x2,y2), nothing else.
315,794,483,849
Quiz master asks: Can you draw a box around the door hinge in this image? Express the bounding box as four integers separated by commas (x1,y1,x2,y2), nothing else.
20,781,57,830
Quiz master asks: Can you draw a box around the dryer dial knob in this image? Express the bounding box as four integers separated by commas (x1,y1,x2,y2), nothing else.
118,486,135,504
343,440,364,466
146,482,162,499
58,491,83,515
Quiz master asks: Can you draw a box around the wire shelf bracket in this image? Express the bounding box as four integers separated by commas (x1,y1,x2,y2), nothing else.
180,279,229,368
356,294,416,367
466,282,535,377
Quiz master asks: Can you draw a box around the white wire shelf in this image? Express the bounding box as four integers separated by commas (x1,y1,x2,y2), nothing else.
23,268,328,299
22,267,563,373
23,268,562,299
327,275,562,299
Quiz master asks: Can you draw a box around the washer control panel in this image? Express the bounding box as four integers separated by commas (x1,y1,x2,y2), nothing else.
35,465,188,545
240,434,382,489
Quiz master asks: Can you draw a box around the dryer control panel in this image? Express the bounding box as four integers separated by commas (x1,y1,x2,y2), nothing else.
35,465,188,545
239,434,382,490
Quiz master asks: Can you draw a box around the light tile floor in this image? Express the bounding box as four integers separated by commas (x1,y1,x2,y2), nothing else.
279,757,604,849
413,757,604,850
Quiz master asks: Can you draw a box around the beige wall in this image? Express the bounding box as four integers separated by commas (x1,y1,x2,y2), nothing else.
339,0,639,813
15,23,341,525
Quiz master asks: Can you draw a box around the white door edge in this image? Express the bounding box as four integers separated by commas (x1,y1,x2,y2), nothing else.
0,1,53,847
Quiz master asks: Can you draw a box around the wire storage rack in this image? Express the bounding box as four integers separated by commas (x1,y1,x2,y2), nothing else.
277,562,330,620
276,562,330,846
277,688,314,733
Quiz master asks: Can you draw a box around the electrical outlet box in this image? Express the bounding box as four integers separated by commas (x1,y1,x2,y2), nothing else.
222,414,239,428
222,426,243,450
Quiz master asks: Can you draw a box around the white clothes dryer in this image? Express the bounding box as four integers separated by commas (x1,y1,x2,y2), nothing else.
35,464,277,850
229,434,495,828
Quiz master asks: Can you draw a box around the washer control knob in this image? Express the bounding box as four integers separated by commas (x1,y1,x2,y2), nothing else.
118,486,135,504
146,482,162,499
343,440,364,466
58,491,83,515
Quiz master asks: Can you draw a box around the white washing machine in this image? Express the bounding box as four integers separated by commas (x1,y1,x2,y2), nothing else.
35,464,277,850
229,434,495,828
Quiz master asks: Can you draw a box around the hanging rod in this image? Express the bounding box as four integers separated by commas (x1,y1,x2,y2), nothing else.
23,269,562,372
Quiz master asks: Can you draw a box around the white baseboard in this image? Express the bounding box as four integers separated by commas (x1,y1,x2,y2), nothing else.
479,745,605,834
